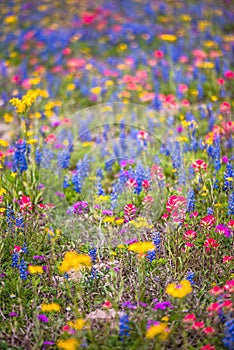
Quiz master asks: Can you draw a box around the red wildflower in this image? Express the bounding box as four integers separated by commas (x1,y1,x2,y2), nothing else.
224,70,234,79
19,196,32,211
207,302,221,314
102,300,112,308
124,204,136,222
142,180,150,190
126,178,137,188
227,219,234,229
220,102,231,114
142,195,154,205
192,159,207,172
221,300,232,310
203,327,215,335
137,130,149,140
223,256,233,263
183,314,196,323
204,237,219,252
209,286,224,296
166,195,187,222
183,230,197,240
192,321,205,330
200,344,215,350
200,215,216,228
224,280,234,293
153,50,164,59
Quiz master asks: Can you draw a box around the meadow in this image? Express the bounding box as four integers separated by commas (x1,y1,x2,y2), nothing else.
0,0,233,349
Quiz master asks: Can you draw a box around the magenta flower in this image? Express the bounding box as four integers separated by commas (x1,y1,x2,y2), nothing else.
38,314,49,323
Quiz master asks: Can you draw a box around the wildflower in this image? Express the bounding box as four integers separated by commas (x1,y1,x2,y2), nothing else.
200,215,216,228
119,313,130,340
183,230,197,240
28,265,44,274
19,258,27,280
203,327,215,335
9,312,18,317
200,345,215,350
209,286,224,296
103,300,112,308
215,224,232,238
146,322,170,339
224,280,234,293
223,256,233,263
220,102,231,114
37,314,49,323
192,159,207,172
67,319,85,330
186,272,195,285
192,321,205,330
128,242,155,254
41,303,61,312
57,338,79,350
166,280,192,298
166,195,187,222
10,91,37,114
204,238,219,252
126,178,137,188
124,203,136,222
59,252,91,273
223,319,234,349
153,301,172,310
207,302,221,314
183,314,196,323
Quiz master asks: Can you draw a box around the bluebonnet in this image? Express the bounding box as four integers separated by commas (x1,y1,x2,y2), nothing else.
72,156,90,193
35,148,42,165
89,247,97,263
11,252,19,268
57,150,71,169
228,192,234,215
12,140,28,173
40,147,54,169
186,189,195,212
19,258,27,280
223,318,234,349
134,163,146,194
186,272,195,285
96,181,105,196
22,243,28,254
147,250,156,262
6,205,15,230
63,176,70,189
16,214,24,232
223,163,234,192
207,207,213,215
152,232,161,252
119,313,130,340
111,180,123,209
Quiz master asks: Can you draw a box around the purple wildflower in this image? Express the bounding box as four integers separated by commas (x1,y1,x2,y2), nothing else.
38,314,49,323
9,312,18,317
153,301,172,310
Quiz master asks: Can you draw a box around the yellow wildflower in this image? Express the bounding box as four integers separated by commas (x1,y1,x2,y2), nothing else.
103,216,115,223
166,280,192,298
67,319,85,330
128,242,155,254
57,338,79,350
59,252,91,273
41,303,61,312
0,140,9,147
115,218,124,225
0,188,6,196
90,87,101,95
146,322,169,339
10,91,37,114
0,208,6,213
3,113,13,123
28,265,44,274
160,34,177,42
